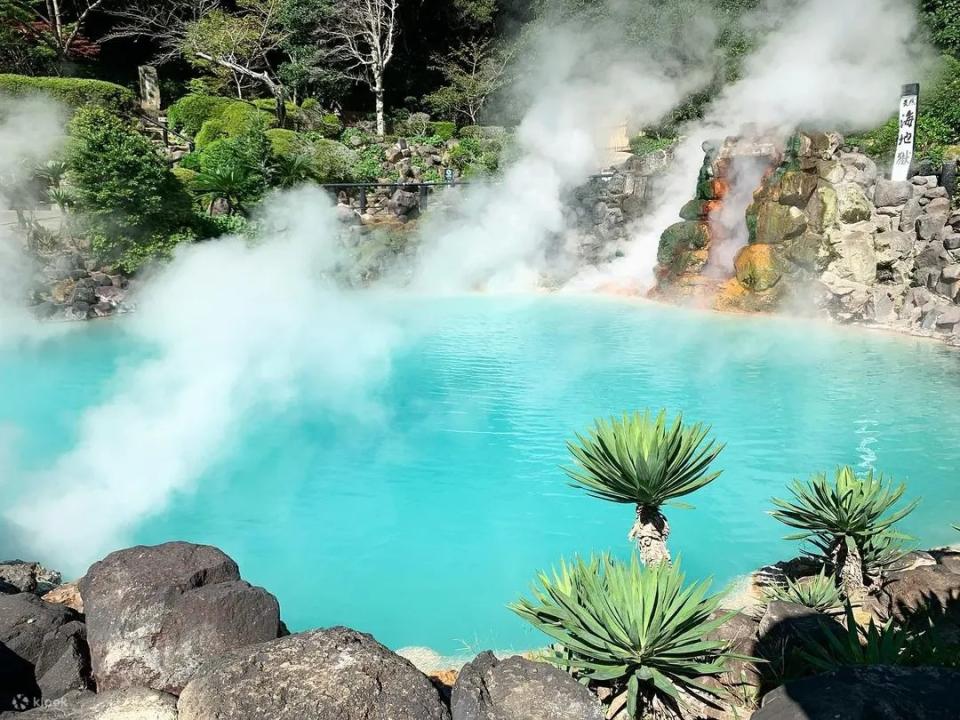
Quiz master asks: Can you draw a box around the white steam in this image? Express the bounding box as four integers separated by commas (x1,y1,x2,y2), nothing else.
411,22,713,292
597,0,928,289
3,187,402,567
0,98,66,346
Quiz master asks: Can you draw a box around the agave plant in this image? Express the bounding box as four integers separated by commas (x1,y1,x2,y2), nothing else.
798,602,912,672
771,467,919,601
763,569,843,613
510,554,741,719
565,410,723,565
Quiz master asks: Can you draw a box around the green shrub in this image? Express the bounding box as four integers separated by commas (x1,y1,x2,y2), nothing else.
307,138,358,184
194,119,228,150
396,112,432,138
166,94,235,136
196,125,272,209
630,134,676,157
341,127,376,148
0,74,135,114
763,570,843,612
301,98,320,111
172,166,199,189
511,554,739,719
67,107,195,272
430,121,457,142
350,144,386,182
179,152,202,171
265,128,301,159
220,102,276,136
458,125,483,139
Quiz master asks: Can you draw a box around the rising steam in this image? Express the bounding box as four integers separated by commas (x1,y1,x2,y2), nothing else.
0,0,935,569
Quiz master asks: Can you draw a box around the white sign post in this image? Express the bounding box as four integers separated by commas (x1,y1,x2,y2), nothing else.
891,83,919,182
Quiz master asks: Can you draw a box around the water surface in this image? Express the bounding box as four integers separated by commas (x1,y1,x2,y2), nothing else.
2,296,959,657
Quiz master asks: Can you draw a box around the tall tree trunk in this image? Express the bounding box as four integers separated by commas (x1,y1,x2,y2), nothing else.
629,505,670,565
833,539,866,602
374,74,385,137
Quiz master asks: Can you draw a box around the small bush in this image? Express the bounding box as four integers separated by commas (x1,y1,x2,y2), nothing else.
458,125,483,139
430,121,457,142
350,144,386,182
265,128,301,160
220,102,276,136
307,138,358,184
166,94,235,136
396,112,432,138
67,107,195,271
194,119,228,150
172,166,199,189
630,134,676,157
341,127,376,148
0,74,135,114
764,570,843,612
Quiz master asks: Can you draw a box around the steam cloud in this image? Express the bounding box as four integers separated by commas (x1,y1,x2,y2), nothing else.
0,98,66,347
3,187,402,567
0,0,934,569
596,0,928,290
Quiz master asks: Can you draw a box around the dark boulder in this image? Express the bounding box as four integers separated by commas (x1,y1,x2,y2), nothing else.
705,612,762,697
451,651,603,720
757,601,841,671
177,626,450,720
0,562,61,596
0,593,86,711
873,564,960,624
752,665,960,719
0,688,178,719
79,542,281,694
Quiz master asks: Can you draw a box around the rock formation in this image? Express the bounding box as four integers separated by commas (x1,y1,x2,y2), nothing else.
655,130,960,344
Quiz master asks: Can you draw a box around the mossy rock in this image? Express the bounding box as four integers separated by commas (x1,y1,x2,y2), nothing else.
735,243,784,291
782,232,824,272
658,221,710,264
836,182,871,224
777,171,819,208
679,198,710,221
754,202,807,245
696,177,725,201
715,277,785,312
806,185,838,233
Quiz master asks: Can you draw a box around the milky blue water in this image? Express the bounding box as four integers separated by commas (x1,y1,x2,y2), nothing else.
2,296,960,657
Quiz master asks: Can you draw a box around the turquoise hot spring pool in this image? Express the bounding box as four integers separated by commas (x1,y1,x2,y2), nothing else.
2,295,959,659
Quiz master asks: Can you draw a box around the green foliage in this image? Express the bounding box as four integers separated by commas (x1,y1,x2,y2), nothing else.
349,144,386,183
265,128,300,159
341,127,377,148
511,554,737,719
459,125,483,139
194,119,228,150
172,166,199,189
565,410,724,508
195,124,273,210
629,135,676,157
220,102,277,136
167,95,236,136
771,467,919,569
0,75,135,114
431,121,457,141
67,107,194,272
921,0,960,56
306,138,359,183
764,570,843,613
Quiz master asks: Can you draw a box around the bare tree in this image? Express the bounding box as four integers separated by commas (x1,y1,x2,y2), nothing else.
314,0,399,137
104,0,290,125
8,0,108,61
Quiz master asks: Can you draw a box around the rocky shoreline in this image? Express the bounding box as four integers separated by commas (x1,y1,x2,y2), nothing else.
2,541,959,720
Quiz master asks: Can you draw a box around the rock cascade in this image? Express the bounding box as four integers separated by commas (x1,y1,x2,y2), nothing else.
654,130,960,344
28,252,133,321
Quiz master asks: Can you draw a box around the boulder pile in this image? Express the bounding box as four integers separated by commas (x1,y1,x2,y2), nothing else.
2,541,958,719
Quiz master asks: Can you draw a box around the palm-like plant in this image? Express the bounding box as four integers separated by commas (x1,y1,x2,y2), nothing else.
192,165,256,215
566,410,724,565
510,554,740,720
771,467,919,601
763,569,843,613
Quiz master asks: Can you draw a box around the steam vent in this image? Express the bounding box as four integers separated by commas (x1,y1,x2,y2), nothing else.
655,130,865,313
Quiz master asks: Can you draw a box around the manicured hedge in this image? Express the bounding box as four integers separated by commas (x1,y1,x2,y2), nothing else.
0,74,135,114
166,95,235,136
